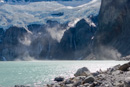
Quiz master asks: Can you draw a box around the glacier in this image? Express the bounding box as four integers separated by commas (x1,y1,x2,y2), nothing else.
0,0,101,30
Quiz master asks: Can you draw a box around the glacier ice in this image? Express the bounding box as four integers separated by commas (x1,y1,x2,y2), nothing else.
0,0,101,30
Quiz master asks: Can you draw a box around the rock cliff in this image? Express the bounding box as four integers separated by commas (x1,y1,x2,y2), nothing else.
94,0,130,59
1,0,130,60
0,18,96,60
60,19,96,59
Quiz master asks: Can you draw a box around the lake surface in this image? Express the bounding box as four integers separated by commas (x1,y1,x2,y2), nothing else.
0,61,128,87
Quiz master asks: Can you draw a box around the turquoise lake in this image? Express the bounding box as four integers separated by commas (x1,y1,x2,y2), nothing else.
0,61,128,87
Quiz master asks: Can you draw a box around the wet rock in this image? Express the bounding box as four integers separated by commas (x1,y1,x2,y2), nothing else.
124,77,130,87
54,76,64,82
119,62,130,71
74,67,91,77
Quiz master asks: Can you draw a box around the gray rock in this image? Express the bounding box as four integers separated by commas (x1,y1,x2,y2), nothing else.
126,71,130,75
98,74,106,78
73,80,82,86
116,83,124,87
112,70,122,75
83,76,95,84
74,67,91,77
66,84,74,87
83,83,90,86
107,65,121,74
119,62,130,71
92,72,100,76
113,65,121,70
78,76,86,80
124,77,130,87
128,67,130,71
54,76,64,82
64,79,73,84
89,83,95,87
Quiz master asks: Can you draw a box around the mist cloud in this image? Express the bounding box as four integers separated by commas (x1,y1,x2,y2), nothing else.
46,26,66,42
95,46,122,60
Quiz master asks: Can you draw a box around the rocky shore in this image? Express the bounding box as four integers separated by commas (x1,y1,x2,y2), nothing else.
14,62,130,87
45,62,130,87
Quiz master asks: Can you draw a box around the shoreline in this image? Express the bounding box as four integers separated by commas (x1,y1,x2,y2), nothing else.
2,61,128,87
45,62,130,87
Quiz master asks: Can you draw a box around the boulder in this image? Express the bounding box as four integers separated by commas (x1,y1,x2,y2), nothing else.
119,62,130,71
83,76,95,84
54,76,64,82
74,67,91,77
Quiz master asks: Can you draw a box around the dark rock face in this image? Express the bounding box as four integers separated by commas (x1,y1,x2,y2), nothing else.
1,27,27,60
94,0,130,59
1,0,130,60
0,22,62,60
0,28,4,61
60,19,96,59
0,18,96,60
